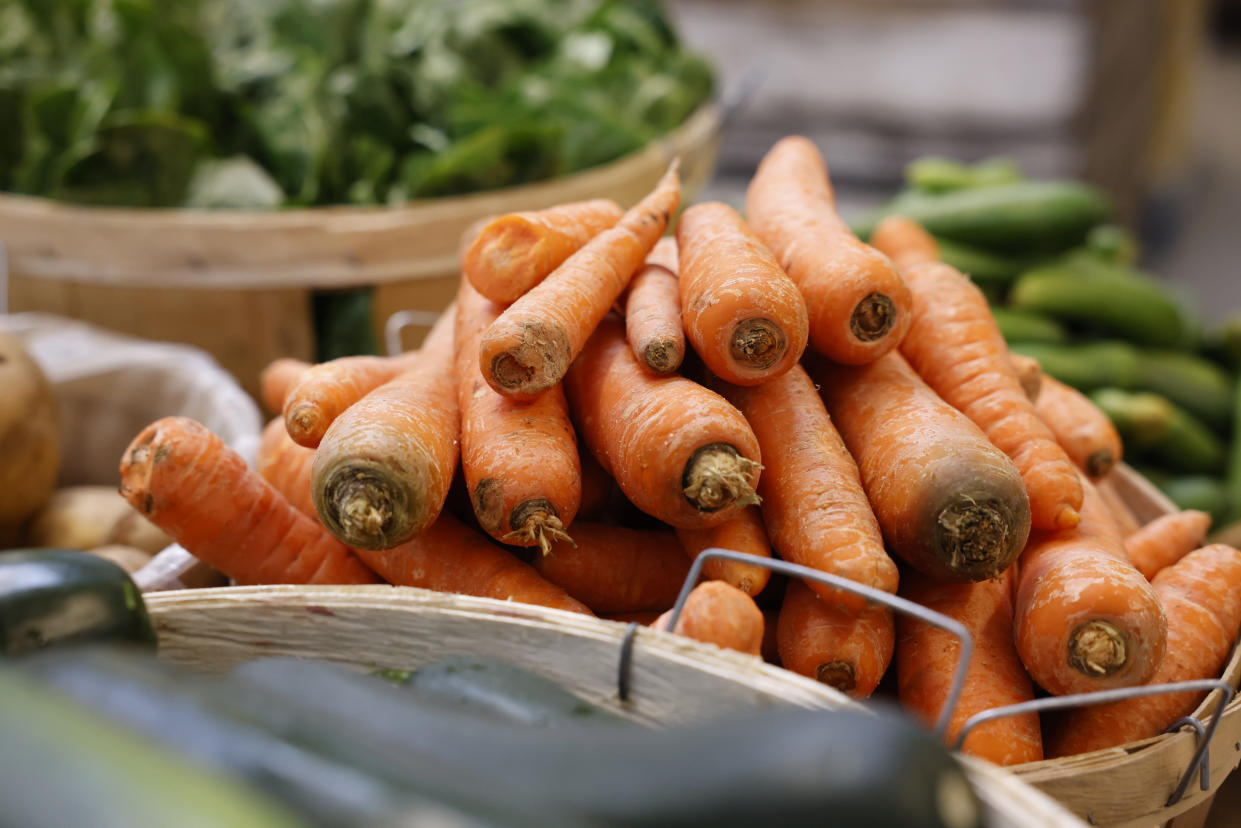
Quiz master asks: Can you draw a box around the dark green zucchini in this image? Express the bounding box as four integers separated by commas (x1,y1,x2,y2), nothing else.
1008,341,1142,391
1091,389,1225,474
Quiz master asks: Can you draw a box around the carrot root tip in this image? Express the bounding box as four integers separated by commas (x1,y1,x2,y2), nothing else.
1069,620,1128,679
1055,506,1082,530
730,318,786,370
642,340,681,374
815,660,857,693
286,404,324,446
935,498,1014,580
1085,450,1116,479
489,322,570,395
849,292,897,343
682,443,761,513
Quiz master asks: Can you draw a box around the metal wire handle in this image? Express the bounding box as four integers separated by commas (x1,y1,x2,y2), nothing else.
383,309,443,357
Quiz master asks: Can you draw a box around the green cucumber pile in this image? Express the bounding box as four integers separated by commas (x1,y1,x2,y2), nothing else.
857,158,1241,530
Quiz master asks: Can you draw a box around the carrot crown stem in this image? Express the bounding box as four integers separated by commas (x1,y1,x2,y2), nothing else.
850,292,897,342
935,497,1017,580
730,318,786,369
501,498,576,556
318,464,408,551
1069,619,1129,678
816,660,857,693
682,443,761,513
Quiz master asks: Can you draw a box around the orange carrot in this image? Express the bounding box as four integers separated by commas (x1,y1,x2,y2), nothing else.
260,358,311,415
455,278,580,554
1046,544,1241,756
310,309,459,550
463,199,625,304
1096,475,1143,536
652,580,765,656
813,353,1031,582
479,164,680,401
624,237,685,375
531,522,691,614
1125,510,1212,581
1014,472,1168,695
745,136,913,365
283,351,421,448
869,215,939,272
1035,374,1124,480
675,202,809,385
565,312,761,529
675,506,772,597
713,365,898,612
1008,352,1043,403
778,579,894,699
898,568,1043,766
256,418,317,520
119,417,379,586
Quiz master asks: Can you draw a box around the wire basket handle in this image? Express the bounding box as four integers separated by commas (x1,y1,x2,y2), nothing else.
383,309,443,357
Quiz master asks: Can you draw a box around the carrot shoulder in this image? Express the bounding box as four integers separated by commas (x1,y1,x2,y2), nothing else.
778,578,894,699
675,505,772,597
1035,374,1124,480
653,580,765,656
256,417,317,520
283,351,420,448
624,237,685,375
1125,510,1212,581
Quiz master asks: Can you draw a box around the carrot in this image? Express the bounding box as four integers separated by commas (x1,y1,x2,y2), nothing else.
713,365,898,612
1014,472,1168,695
358,512,592,616
674,506,772,597
455,278,580,554
869,215,939,272
652,580,764,656
624,237,685,375
1035,374,1124,480
256,418,317,520
1008,352,1043,403
813,352,1031,582
565,312,761,529
675,202,809,385
119,417,379,586
259,358,311,415
310,309,459,551
283,351,421,448
480,165,680,401
531,522,690,614
1125,510,1212,581
1045,544,1241,757
745,136,913,365
778,579,894,699
898,568,1043,766
463,199,625,304
1096,474,1143,536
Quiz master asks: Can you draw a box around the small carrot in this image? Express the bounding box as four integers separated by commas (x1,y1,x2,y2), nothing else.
675,506,772,597
1035,374,1124,480
898,568,1043,766
1008,352,1043,403
778,579,894,699
119,417,379,585
1095,474,1143,536
869,215,939,272
1125,510,1212,580
713,365,898,612
624,237,685,375
455,278,580,554
259,357,311,415
463,199,625,304
310,309,459,551
1014,472,1168,695
745,136,913,364
256,418,317,520
675,202,809,385
283,351,421,448
531,522,691,614
652,580,765,656
813,353,1031,582
480,164,680,401
1045,544,1241,756
565,312,761,529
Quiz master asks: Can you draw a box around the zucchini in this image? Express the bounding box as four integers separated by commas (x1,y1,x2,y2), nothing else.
1134,470,1230,525
1133,351,1234,433
989,307,1070,345
1008,341,1142,391
1084,224,1139,266
904,156,1024,194
1091,389,1225,475
934,236,1036,285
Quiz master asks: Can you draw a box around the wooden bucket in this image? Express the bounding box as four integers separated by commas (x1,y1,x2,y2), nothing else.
0,103,722,399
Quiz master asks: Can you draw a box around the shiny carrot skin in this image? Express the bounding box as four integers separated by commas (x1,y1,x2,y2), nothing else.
778,579,894,699
256,418,317,520
1125,510,1212,581
675,506,772,597
283,351,421,448
653,580,765,656
1036,374,1124,480
259,357,311,415
624,237,685,375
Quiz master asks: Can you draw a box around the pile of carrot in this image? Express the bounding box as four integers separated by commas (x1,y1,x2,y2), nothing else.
121,136,1241,770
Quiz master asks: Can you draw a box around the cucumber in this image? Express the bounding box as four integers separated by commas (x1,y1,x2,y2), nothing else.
1133,351,1235,433
1008,341,1142,391
904,156,1024,194
1084,224,1139,266
1133,470,1230,525
1202,313,1241,373
933,236,1036,285
1091,389,1225,474
989,307,1070,345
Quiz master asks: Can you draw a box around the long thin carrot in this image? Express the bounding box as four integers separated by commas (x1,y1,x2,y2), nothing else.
898,568,1043,766
624,237,685,375
1125,510,1212,580
813,352,1031,582
745,136,913,365
652,580,765,656
283,351,421,448
778,579,894,699
463,199,625,304
1008,352,1043,403
869,215,939,272
310,309,459,551
1014,472,1168,695
675,202,808,385
1035,374,1124,480
1045,544,1241,756
713,365,898,612
455,278,580,554
259,358,311,415
675,506,772,597
256,418,317,520
119,417,379,586
479,164,680,401
564,312,761,529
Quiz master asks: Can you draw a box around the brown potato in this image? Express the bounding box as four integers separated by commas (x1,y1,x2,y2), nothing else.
0,333,60,534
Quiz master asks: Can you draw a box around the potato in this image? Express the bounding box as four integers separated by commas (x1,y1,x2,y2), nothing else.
88,544,154,575
108,507,174,555
23,486,135,551
0,333,60,532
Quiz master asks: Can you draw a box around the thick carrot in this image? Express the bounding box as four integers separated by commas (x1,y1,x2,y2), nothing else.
813,353,1031,582
1014,472,1168,695
869,215,939,272
1035,374,1124,480
675,202,809,385
1008,352,1043,403
480,165,680,400
898,568,1043,766
713,365,898,612
1046,544,1241,756
259,358,311,415
778,579,894,699
119,417,379,586
565,312,761,529
745,136,913,364
624,237,685,375
675,506,772,597
463,199,625,304
652,580,765,656
283,351,421,448
1096,475,1142,536
1125,510,1212,580
455,278,580,554
531,522,690,614
310,309,459,551
256,418,316,520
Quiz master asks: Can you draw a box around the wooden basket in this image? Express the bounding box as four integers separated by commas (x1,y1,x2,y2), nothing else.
0,103,722,399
